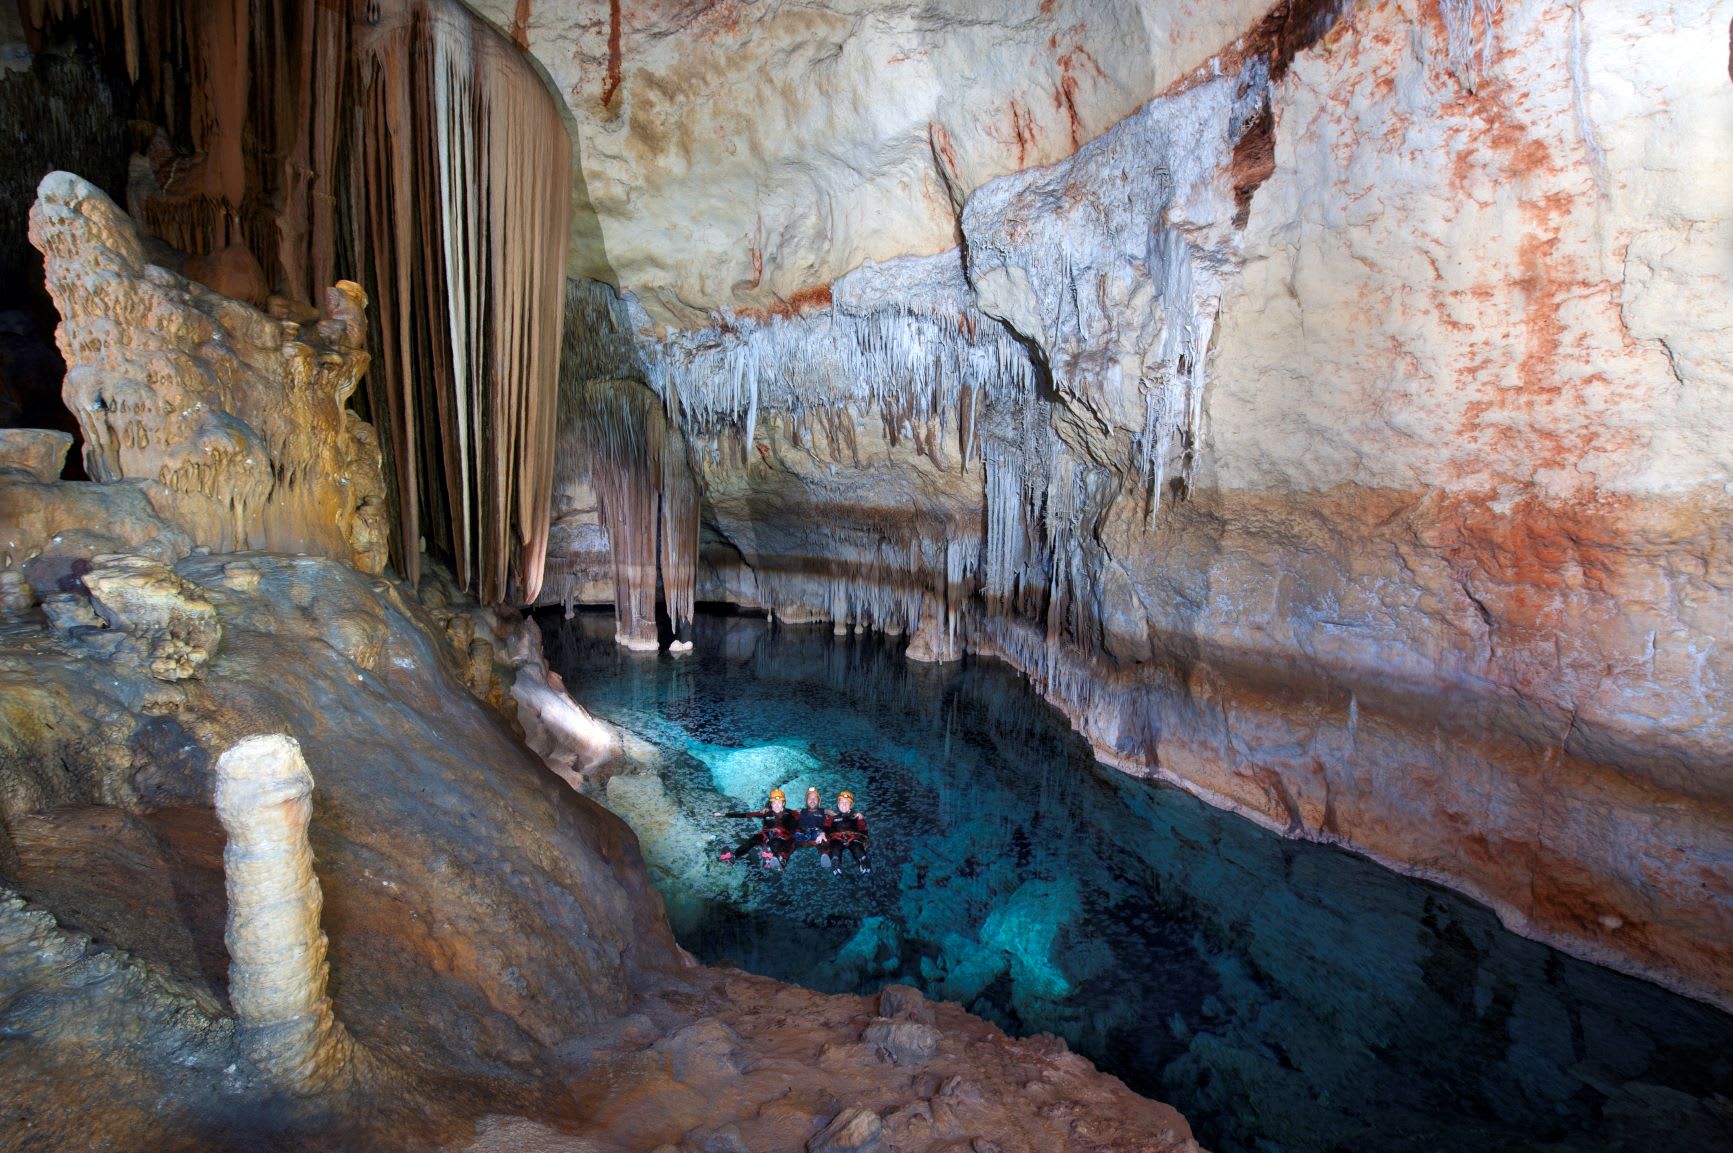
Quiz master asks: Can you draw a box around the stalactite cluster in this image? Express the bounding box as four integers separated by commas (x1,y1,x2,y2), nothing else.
19,0,570,604
560,376,700,649
562,252,1039,475
553,69,1261,654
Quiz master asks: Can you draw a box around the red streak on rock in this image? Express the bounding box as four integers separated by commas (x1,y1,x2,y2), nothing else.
602,0,623,109
786,283,833,312
1053,44,1102,151
732,281,835,322
1008,100,1036,168
929,120,959,180
511,0,532,50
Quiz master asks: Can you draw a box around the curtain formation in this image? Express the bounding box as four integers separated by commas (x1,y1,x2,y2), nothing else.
563,378,700,649
19,0,571,603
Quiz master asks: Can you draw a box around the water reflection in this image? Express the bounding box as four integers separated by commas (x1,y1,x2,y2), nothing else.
541,610,1733,1153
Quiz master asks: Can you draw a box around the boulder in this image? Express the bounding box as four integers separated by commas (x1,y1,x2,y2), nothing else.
805,1107,882,1153
0,428,72,482
876,984,936,1027
861,1019,939,1067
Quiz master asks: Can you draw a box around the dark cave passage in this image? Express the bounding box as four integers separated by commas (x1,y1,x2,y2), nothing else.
543,610,1733,1153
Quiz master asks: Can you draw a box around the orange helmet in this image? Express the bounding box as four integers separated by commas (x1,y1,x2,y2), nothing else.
837,791,854,804
768,789,786,804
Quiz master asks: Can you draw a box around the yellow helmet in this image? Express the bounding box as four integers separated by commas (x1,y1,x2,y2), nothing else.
768,789,786,803
837,791,854,804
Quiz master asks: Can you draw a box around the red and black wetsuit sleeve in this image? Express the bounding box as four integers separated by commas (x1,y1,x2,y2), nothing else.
720,808,770,820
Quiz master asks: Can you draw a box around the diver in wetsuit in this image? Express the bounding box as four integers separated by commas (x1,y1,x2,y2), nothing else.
793,787,830,858
716,789,796,868
821,790,870,876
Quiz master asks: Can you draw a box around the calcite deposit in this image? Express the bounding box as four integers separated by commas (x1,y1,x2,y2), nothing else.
543,0,1733,1017
30,172,389,574
213,733,357,1096
20,0,573,603
467,0,1286,321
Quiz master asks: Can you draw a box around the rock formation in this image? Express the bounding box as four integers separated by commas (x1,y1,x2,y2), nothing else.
20,0,573,603
543,0,1733,1017
5,0,1732,1146
213,733,357,1096
30,171,389,573
0,436,1197,1151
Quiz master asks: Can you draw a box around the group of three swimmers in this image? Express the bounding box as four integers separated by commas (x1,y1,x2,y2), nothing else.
715,786,870,876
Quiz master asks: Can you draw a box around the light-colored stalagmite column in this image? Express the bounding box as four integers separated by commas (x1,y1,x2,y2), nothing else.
214,734,356,1095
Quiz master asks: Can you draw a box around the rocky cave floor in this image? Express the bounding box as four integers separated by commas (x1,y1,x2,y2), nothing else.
0,502,1196,1152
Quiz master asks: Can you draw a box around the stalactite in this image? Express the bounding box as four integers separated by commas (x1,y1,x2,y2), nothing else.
561,377,700,649
1440,0,1500,93
559,253,1036,472
24,0,571,605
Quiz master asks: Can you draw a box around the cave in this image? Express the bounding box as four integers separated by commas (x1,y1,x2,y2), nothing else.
1,3,1730,1153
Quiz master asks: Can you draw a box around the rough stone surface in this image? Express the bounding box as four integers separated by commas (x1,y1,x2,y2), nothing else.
877,984,936,1026
861,1018,939,1066
545,0,1733,1014
808,1106,883,1153
29,171,389,574
79,554,221,681
469,0,1277,321
0,427,71,482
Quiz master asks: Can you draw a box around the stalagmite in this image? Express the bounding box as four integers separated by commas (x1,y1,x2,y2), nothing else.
213,733,356,1096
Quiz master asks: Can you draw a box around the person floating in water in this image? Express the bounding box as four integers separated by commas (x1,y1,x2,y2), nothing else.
715,789,796,869
793,787,830,855
822,790,870,876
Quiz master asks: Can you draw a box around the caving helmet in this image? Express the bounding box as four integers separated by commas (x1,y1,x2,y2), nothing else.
768,789,786,804
837,791,854,805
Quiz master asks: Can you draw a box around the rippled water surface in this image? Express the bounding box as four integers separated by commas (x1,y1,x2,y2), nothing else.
541,610,1733,1153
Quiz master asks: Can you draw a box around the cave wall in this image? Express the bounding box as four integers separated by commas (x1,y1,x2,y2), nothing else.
546,0,1733,1012
469,0,1299,323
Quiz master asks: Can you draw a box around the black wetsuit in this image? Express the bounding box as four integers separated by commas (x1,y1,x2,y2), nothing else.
723,807,796,860
824,809,870,869
794,804,829,849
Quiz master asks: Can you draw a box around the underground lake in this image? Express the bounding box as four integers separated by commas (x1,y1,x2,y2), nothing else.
540,610,1733,1153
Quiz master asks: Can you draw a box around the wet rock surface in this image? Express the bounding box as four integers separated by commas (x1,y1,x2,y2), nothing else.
0,471,1200,1151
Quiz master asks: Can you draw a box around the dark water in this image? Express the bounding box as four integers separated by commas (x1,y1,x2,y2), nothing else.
540,610,1733,1153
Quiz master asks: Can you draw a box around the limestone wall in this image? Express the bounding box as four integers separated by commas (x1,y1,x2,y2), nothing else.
545,0,1733,1011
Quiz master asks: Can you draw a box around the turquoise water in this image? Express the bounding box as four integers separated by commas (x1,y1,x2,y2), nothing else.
540,610,1733,1153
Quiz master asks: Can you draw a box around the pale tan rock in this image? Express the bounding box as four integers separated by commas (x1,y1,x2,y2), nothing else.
80,554,220,681
0,428,72,482
28,172,388,576
468,0,1276,321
